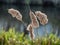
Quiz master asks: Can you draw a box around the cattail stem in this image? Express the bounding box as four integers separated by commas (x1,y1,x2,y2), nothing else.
21,20,27,27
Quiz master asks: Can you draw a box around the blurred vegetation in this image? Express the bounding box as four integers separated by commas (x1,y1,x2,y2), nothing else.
25,0,30,4
0,28,60,45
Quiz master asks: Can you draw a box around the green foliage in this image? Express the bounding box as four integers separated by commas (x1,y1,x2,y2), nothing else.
0,28,60,45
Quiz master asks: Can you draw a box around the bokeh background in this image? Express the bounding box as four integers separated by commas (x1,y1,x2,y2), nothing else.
0,0,60,37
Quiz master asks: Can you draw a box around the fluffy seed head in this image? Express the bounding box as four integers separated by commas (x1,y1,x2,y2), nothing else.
27,24,33,31
35,11,48,25
27,24,35,40
8,8,22,21
29,10,39,28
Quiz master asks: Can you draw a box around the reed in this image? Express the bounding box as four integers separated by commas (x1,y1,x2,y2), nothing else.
8,8,49,40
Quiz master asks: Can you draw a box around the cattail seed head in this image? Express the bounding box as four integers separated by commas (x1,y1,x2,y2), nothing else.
8,8,22,21
35,11,48,25
29,10,39,28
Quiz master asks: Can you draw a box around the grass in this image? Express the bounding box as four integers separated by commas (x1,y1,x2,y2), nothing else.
0,28,60,45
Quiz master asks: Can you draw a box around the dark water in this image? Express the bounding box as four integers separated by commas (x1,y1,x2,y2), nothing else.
0,4,60,37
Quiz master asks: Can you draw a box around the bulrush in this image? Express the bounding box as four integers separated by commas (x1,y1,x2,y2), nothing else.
8,8,22,21
35,11,48,25
29,10,39,28
27,24,35,40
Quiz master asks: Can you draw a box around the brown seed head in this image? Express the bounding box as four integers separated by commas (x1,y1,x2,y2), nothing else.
27,24,35,40
29,10,39,28
8,8,22,21
35,11,48,25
